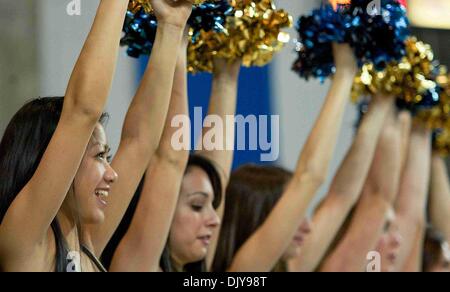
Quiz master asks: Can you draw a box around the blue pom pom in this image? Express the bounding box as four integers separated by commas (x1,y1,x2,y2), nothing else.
121,1,232,58
188,0,233,42
345,0,410,69
121,9,158,58
293,0,410,80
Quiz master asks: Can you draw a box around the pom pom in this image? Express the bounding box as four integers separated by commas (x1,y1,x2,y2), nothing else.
346,0,410,69
293,0,410,80
122,1,230,59
352,37,438,104
121,9,158,58
416,70,450,130
292,4,347,80
433,128,450,158
188,0,293,73
188,0,233,42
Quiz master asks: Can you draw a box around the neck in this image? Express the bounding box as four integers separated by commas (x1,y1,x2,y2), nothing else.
170,254,185,272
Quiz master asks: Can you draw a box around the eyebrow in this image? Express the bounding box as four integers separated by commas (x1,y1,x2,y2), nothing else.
187,192,210,199
92,143,111,152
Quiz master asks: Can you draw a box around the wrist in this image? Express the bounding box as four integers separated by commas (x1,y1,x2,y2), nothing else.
158,21,186,34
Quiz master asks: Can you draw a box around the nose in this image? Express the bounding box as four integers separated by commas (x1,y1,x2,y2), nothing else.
300,218,312,235
206,208,220,229
104,163,118,184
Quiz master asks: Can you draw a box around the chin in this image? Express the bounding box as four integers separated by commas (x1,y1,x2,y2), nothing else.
189,250,207,264
83,210,105,225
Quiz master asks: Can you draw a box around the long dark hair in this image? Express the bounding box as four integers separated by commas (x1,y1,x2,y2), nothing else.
0,97,108,272
212,164,293,272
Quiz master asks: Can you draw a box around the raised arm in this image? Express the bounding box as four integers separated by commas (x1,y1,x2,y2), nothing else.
394,126,431,272
227,44,357,272
320,110,404,272
109,29,190,272
289,95,394,272
0,0,129,259
199,58,241,270
429,153,450,242
91,0,193,255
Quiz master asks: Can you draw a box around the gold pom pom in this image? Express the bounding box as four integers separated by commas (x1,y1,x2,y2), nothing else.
351,37,437,104
434,128,450,158
188,0,293,73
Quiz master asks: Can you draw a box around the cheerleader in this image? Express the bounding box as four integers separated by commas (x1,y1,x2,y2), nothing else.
105,28,241,271
211,43,358,272
0,0,193,272
287,94,395,272
320,113,431,272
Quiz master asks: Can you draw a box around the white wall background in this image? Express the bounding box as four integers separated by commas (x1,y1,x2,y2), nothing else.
37,0,138,154
272,0,358,209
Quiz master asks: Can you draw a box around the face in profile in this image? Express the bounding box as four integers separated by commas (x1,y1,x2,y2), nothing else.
376,208,402,272
168,166,220,267
282,218,312,261
72,123,118,225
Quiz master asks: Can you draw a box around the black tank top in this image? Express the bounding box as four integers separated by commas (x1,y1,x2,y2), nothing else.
81,244,107,272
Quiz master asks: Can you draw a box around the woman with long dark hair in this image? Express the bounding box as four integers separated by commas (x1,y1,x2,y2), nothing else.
104,28,241,271
211,43,359,272
0,0,193,272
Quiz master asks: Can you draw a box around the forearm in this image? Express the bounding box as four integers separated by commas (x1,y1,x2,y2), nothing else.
395,126,432,222
154,45,190,166
430,153,450,241
394,126,432,271
289,97,393,272
65,0,129,116
120,23,184,155
329,96,393,197
197,72,238,178
294,70,354,187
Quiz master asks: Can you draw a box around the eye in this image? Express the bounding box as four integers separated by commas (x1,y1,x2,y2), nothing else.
97,152,108,161
191,204,203,212
190,200,206,212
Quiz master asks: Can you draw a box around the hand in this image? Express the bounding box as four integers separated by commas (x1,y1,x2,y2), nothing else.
332,43,357,76
213,58,241,81
150,0,193,28
370,93,396,109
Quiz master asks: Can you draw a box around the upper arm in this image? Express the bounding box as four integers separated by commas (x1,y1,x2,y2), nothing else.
109,155,186,272
0,110,97,257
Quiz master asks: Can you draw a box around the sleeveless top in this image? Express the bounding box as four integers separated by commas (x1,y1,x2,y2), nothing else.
81,244,107,272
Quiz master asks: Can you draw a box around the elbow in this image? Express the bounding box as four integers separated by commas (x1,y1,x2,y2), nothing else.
155,147,189,169
62,91,106,125
296,161,328,189
293,170,327,191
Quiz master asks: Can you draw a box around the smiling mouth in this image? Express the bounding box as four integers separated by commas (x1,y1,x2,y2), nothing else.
95,190,109,207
